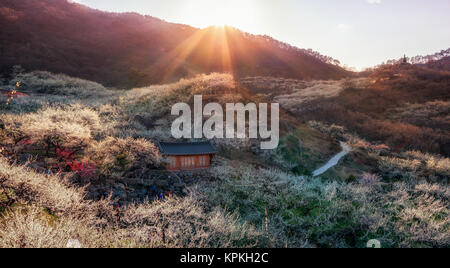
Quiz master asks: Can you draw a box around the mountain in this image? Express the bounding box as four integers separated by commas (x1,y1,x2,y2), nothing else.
0,0,350,87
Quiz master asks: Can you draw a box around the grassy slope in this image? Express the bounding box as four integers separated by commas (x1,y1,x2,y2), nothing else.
0,72,448,248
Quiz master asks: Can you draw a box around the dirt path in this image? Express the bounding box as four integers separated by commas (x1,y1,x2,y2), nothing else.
313,142,351,177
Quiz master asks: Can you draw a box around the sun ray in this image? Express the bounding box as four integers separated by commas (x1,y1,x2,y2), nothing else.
152,25,239,82
152,29,208,82
219,27,234,75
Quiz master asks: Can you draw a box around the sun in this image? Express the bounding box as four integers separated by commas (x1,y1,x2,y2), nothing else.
180,0,260,30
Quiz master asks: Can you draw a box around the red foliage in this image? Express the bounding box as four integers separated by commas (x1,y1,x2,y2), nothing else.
55,147,97,178
65,160,97,177
56,147,74,160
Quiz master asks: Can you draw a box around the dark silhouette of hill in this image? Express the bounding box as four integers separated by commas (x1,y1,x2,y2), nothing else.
0,0,350,87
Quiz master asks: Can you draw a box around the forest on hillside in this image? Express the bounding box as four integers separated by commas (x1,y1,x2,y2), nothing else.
243,62,450,157
0,0,349,88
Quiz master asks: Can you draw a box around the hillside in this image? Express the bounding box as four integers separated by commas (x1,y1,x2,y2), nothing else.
1,71,448,248
243,62,450,157
428,56,450,72
0,0,350,88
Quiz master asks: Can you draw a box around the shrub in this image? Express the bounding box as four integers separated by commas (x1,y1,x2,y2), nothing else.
0,157,261,248
120,73,235,118
1,104,102,158
86,137,163,175
379,151,449,181
359,173,382,186
347,180,449,248
206,164,367,247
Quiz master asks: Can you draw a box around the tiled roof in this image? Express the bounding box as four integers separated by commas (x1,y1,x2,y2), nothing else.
158,141,216,156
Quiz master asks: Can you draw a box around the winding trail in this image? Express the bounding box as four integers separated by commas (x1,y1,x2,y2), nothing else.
313,141,352,177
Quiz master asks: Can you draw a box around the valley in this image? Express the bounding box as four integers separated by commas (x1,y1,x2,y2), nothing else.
0,69,448,248
0,0,448,249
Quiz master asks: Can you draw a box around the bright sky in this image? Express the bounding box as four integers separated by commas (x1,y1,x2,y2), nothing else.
72,0,450,70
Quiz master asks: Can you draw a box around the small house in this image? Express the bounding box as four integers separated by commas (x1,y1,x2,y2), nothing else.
158,141,216,171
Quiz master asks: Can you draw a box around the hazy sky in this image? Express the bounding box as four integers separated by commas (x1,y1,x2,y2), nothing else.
72,0,450,70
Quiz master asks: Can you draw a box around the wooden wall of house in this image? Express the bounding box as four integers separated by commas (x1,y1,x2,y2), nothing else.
166,154,212,171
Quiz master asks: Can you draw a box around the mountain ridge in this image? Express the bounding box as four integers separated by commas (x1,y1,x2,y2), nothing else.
0,0,350,87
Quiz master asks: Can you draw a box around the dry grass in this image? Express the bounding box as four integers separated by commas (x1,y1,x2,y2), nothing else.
121,73,235,118
275,80,345,107
379,151,450,181
347,180,450,248
12,71,112,98
2,104,102,145
205,162,449,248
0,158,261,248
1,71,448,248
0,158,106,217
241,77,369,107
86,137,163,175
392,101,450,120
0,72,264,248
